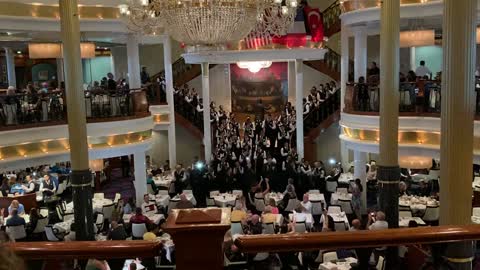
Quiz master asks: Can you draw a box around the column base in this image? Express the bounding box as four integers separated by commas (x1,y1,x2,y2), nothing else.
71,169,94,241
443,241,475,270
377,165,400,228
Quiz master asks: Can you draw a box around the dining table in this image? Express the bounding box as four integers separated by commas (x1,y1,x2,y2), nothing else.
399,216,426,227
330,192,352,205
308,193,326,205
66,198,113,213
153,175,173,189
149,194,170,208
264,192,284,206
123,212,165,225
3,214,30,225
338,173,354,185
319,212,350,230
213,193,238,207
399,195,439,216
319,257,358,270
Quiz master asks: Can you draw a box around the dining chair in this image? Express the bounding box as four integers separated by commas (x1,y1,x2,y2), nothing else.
6,224,27,241
102,203,115,222
294,221,307,233
326,178,338,193
132,223,148,239
376,256,385,270
284,199,299,212
334,221,346,231
231,221,244,235
322,251,338,263
338,199,353,215
423,205,440,223
263,223,275,234
399,210,413,218
327,205,342,214
45,225,63,241
254,197,266,212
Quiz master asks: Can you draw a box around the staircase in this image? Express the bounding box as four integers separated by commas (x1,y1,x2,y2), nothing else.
150,1,345,161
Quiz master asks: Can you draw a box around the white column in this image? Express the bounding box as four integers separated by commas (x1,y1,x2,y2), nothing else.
353,26,368,81
126,34,141,89
56,58,64,87
134,152,147,206
353,150,367,214
4,48,16,88
295,59,304,160
409,47,416,71
202,63,212,162
340,24,349,111
288,61,296,104
440,0,476,226
164,36,177,167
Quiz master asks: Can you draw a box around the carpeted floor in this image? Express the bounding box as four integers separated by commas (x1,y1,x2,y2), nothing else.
101,168,136,201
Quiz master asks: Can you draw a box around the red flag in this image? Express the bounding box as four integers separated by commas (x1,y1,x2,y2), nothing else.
304,6,324,42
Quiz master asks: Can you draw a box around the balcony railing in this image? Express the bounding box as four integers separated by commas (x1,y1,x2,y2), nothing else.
340,0,441,13
0,89,150,131
304,90,340,134
344,79,480,116
322,1,342,36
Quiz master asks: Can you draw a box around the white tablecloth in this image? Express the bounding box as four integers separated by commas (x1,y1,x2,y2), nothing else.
157,234,175,262
308,193,326,204
149,194,170,207
153,175,173,188
66,198,113,213
319,212,350,230
330,193,352,205
399,217,426,227
123,213,164,224
289,212,313,227
338,173,353,185
319,257,358,270
213,194,237,207
399,195,438,215
171,193,196,206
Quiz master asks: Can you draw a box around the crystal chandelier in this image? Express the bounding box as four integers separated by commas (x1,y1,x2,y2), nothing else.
119,0,163,35
150,0,271,49
237,61,272,73
252,0,298,38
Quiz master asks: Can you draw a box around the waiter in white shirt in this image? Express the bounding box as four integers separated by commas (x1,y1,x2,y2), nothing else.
415,60,432,78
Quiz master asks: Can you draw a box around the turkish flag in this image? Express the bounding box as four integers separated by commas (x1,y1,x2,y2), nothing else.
304,6,324,42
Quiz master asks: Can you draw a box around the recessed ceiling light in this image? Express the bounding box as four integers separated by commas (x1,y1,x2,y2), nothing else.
16,51,22,54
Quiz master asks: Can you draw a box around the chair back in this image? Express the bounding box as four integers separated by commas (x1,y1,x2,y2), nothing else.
253,252,269,261
326,179,338,193
311,201,323,215
56,205,64,221
157,190,169,196
6,224,26,240
399,210,412,218
308,189,320,194
254,197,266,212
294,221,307,233
56,182,66,195
206,197,216,207
336,187,348,194
232,190,243,197
263,223,275,234
93,193,104,200
95,213,104,231
473,207,480,217
338,199,353,215
132,223,147,238
32,216,49,233
231,222,244,235
63,213,74,222
328,205,342,214
45,225,60,241
423,206,440,222
147,184,155,195
183,190,193,195
334,221,346,231
102,204,115,221
113,193,121,204
39,207,49,218
284,199,299,212
398,205,411,211
322,251,338,263
376,256,385,270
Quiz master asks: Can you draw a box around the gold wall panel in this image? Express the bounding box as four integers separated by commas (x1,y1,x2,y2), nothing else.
0,2,120,20
343,127,480,150
0,130,151,160
341,0,439,13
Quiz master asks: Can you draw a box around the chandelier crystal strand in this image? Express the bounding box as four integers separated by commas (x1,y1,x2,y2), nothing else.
250,0,298,38
119,0,163,35
151,0,271,49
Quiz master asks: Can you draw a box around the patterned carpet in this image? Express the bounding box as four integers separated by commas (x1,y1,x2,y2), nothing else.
101,168,136,201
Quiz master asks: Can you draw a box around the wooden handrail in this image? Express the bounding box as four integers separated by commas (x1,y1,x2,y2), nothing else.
234,225,480,253
5,240,162,260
